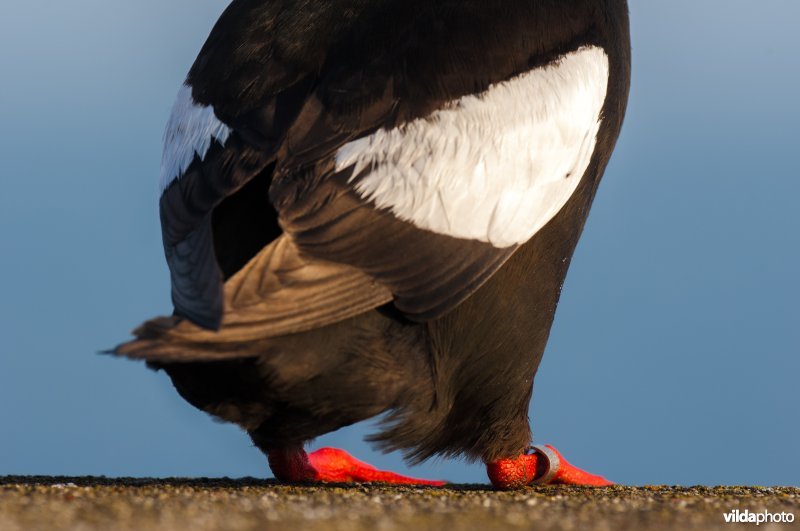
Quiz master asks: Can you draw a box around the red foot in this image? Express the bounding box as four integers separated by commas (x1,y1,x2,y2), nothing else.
268,446,445,486
487,445,613,489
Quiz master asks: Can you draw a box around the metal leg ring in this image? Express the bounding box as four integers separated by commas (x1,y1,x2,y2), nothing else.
528,445,561,485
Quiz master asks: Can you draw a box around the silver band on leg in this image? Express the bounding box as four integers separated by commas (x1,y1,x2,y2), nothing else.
528,445,561,485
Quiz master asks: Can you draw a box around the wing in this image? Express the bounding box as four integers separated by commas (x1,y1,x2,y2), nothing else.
158,0,605,332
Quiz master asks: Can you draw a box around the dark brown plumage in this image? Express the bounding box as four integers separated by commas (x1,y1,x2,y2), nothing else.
114,0,631,480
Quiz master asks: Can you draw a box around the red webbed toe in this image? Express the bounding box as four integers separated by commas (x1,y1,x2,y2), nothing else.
269,446,445,486
487,444,613,489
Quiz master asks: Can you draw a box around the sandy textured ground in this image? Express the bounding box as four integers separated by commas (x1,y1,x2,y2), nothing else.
1,477,797,531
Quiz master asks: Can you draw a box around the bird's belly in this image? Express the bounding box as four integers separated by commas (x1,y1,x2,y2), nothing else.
335,46,609,248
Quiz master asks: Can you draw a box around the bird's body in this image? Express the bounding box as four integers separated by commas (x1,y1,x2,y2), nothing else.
115,0,631,487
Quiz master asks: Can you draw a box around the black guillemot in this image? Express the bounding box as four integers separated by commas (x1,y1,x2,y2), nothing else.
114,0,631,489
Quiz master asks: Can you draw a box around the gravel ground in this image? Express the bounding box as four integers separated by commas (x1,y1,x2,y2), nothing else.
1,477,797,531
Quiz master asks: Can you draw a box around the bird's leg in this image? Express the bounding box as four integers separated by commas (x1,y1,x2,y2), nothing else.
267,446,446,486
486,445,613,489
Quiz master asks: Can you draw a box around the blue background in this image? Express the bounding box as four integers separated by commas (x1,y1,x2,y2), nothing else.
1,1,797,486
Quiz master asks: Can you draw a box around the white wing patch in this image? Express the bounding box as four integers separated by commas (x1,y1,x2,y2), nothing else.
335,46,609,248
159,84,232,193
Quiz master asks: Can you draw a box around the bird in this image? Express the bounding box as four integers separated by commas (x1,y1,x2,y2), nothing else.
113,0,631,489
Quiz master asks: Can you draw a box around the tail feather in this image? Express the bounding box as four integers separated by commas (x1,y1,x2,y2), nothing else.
110,235,393,362
111,316,263,362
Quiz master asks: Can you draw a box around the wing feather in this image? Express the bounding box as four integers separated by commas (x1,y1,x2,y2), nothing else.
150,0,601,333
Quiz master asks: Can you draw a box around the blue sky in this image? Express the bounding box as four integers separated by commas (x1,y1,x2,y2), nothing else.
0,1,797,486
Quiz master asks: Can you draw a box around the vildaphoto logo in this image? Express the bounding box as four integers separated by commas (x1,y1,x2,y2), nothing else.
723,509,795,525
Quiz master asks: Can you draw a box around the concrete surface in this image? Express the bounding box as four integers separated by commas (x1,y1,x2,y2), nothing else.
1,477,797,531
